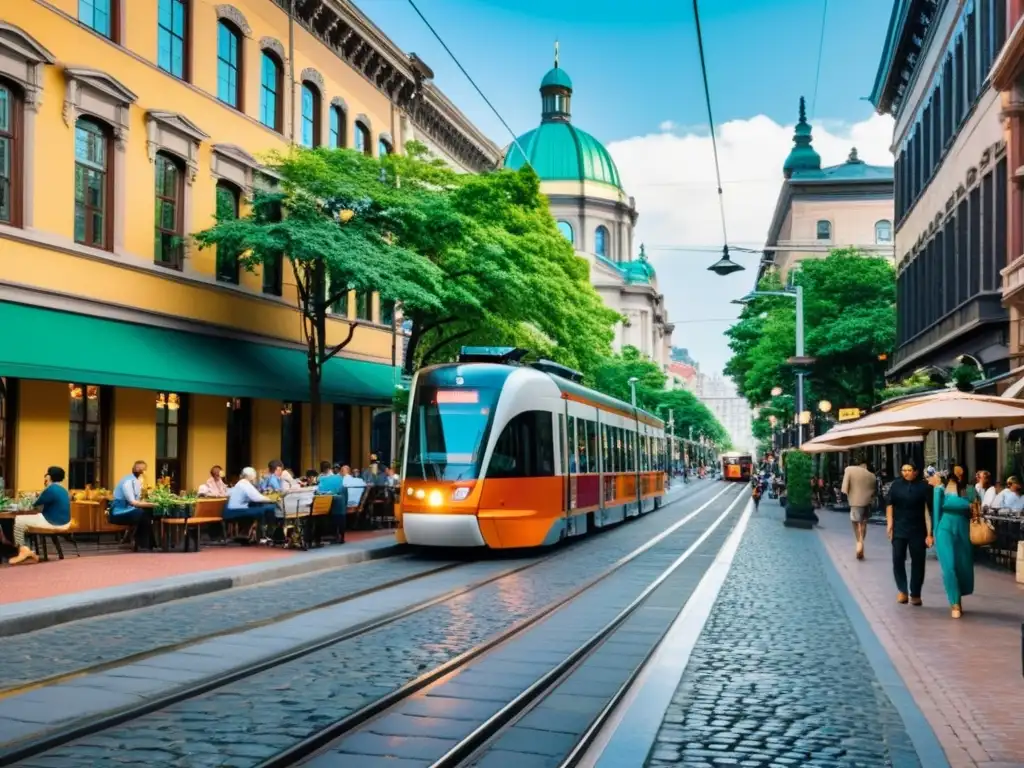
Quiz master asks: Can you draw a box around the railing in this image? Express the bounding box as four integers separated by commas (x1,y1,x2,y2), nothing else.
978,513,1023,572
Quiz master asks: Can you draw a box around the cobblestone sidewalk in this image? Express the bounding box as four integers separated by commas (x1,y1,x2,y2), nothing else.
645,500,939,768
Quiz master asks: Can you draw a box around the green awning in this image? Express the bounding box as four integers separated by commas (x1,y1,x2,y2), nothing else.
0,301,397,405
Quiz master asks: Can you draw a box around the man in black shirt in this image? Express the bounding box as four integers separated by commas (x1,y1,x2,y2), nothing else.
885,463,934,606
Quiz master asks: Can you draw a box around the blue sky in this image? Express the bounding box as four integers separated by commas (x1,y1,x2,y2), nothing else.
357,0,897,386
358,0,893,145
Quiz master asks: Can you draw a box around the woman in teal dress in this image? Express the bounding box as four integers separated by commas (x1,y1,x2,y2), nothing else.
930,465,975,619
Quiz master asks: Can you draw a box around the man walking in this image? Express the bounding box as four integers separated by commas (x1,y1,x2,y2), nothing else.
886,463,933,605
842,455,877,560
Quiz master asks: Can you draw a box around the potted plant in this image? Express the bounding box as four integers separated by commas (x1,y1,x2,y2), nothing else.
783,449,818,529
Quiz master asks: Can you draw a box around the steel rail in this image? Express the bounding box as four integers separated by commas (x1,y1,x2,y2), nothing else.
256,483,737,768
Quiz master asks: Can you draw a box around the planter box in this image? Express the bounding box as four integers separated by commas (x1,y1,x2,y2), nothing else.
784,502,819,529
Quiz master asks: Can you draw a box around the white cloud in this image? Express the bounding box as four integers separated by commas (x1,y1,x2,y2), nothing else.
658,120,676,132
605,112,894,378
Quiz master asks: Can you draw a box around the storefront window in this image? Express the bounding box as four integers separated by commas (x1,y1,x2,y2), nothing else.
156,392,186,488
280,402,301,474
0,377,13,493
69,383,103,489
225,397,251,484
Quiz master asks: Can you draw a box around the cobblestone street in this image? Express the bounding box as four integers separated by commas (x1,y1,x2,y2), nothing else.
644,499,937,768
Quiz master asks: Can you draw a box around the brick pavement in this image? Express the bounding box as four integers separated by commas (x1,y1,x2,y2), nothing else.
0,530,390,604
818,509,1024,768
643,499,936,768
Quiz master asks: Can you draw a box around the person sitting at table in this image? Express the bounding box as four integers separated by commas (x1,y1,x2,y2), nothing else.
225,466,279,544
110,460,154,549
9,466,71,566
198,465,229,497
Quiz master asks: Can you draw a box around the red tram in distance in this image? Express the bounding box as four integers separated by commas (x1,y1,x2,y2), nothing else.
396,347,668,549
721,451,753,482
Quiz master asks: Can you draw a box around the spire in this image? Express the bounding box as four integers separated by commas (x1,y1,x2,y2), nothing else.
554,39,559,68
782,95,821,179
639,243,648,262
846,147,863,164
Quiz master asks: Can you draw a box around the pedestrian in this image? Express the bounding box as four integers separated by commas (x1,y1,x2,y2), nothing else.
752,481,762,511
931,468,975,619
842,455,877,560
886,464,933,606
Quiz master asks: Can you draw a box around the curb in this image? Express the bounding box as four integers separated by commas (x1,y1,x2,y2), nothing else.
0,539,405,637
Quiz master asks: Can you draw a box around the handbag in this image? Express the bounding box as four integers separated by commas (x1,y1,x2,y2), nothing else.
969,512,997,547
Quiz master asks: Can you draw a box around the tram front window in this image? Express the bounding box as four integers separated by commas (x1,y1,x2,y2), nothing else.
406,387,496,481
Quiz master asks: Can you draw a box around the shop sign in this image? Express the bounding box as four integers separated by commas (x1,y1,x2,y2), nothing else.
837,408,861,422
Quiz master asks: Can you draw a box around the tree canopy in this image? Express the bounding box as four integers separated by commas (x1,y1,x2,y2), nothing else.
725,248,895,418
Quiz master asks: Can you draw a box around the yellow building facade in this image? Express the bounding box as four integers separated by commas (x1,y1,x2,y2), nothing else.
0,0,499,495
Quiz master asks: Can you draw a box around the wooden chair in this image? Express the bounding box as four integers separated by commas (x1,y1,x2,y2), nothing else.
28,518,79,561
163,498,226,551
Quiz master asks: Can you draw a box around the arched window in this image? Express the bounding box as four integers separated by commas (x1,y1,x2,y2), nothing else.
816,220,832,240
158,0,188,79
595,225,609,259
260,51,283,132
329,105,345,148
74,117,112,249
378,137,392,157
355,121,371,156
875,219,893,244
557,221,574,244
216,20,242,108
300,82,321,148
154,152,184,269
0,80,22,227
215,180,241,283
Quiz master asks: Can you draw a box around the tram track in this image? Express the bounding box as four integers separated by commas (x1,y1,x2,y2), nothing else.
0,481,733,767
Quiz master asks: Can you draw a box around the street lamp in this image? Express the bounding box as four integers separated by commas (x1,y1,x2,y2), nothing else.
627,377,639,407
733,285,808,447
707,245,745,276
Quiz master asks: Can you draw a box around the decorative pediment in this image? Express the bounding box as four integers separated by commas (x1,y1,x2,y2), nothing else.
260,37,286,63
63,67,137,148
355,113,372,130
216,5,251,36
146,111,208,183
300,67,324,93
211,144,260,194
330,96,348,112
213,143,259,169
0,23,55,111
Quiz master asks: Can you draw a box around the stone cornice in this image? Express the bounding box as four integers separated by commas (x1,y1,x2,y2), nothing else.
992,13,1024,91
280,0,500,171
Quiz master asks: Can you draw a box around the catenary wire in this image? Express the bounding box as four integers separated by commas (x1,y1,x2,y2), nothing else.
405,0,531,166
690,0,729,248
809,0,829,119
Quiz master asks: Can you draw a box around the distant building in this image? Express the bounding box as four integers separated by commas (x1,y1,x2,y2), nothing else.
667,361,698,391
502,53,673,368
694,374,755,454
870,0,1008,383
759,98,895,285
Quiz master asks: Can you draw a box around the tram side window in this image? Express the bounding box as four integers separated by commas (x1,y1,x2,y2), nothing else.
626,431,634,472
641,435,649,472
587,420,599,474
558,413,566,474
602,425,611,473
487,410,555,478
617,427,625,472
575,418,588,473
567,416,577,473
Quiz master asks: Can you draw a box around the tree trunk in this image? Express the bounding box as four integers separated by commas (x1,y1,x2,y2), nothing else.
403,324,423,376
307,261,328,471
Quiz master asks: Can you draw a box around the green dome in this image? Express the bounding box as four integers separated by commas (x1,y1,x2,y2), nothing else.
541,66,573,90
783,96,821,179
619,244,656,284
503,123,622,188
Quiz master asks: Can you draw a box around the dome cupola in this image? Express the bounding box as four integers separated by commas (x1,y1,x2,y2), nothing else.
541,42,572,122
782,96,821,179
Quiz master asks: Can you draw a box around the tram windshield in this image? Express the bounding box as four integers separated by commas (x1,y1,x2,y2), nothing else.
405,386,498,481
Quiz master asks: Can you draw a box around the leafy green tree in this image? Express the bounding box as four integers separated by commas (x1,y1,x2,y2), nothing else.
725,248,895,412
193,147,445,466
589,346,667,409
654,388,730,449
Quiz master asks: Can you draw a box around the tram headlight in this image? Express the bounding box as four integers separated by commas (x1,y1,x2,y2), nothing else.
414,489,426,500
428,489,443,507
452,487,471,502
406,487,414,497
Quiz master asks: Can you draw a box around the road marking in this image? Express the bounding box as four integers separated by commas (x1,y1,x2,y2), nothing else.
578,497,755,768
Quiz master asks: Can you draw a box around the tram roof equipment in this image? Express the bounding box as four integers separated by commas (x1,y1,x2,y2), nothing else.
529,359,584,383
457,347,529,364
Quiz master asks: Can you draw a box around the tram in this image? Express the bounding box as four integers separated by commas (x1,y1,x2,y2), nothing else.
720,451,753,482
397,347,668,549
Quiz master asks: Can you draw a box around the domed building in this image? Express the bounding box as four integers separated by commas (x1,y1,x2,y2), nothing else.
502,54,673,369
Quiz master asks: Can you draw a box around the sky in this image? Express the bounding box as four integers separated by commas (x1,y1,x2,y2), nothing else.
355,0,897,377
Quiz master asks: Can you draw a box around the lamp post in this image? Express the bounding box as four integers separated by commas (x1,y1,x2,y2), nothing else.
628,377,639,407
733,285,808,447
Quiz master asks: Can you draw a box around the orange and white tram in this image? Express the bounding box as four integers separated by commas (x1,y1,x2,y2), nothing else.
396,348,668,549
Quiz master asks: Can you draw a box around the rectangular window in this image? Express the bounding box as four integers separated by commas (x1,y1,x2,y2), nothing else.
69,384,104,489
217,22,240,107
0,83,17,226
943,218,956,314
79,0,113,39
215,182,240,283
995,157,1008,291
225,398,251,485
330,107,345,148
380,298,396,327
74,119,109,249
0,378,16,494
943,57,953,143
980,0,992,73
968,186,981,297
981,171,994,291
956,199,969,305
931,85,942,168
995,0,1007,51
263,199,283,296
355,291,372,321
966,11,977,103
955,37,965,125
260,54,280,131
154,154,183,269
158,0,187,79
156,393,186,489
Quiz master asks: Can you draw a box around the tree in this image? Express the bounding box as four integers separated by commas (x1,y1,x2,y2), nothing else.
725,248,895,413
589,346,666,409
383,152,619,377
654,388,730,448
193,147,446,467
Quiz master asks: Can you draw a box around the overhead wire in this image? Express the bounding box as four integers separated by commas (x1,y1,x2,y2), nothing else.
809,0,829,119
690,0,729,249
405,0,532,167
